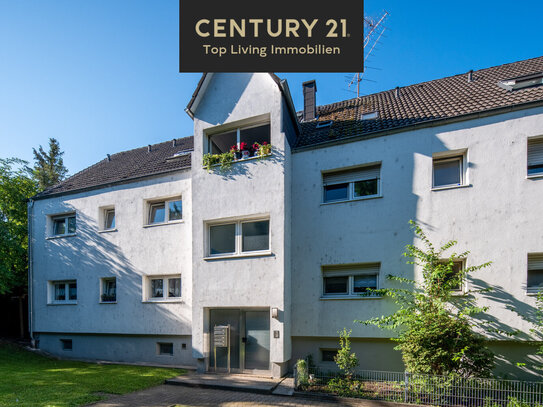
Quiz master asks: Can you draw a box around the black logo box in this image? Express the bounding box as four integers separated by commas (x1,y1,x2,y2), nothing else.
179,0,364,73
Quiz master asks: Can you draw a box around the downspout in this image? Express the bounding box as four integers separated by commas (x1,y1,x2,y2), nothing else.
27,198,35,346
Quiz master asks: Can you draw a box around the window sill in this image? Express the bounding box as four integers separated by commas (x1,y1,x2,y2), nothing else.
320,295,383,301
143,220,184,228
142,298,184,304
46,233,77,240
204,251,273,261
431,184,471,191
99,301,117,304
98,228,118,234
526,174,543,180
321,195,382,206
526,290,541,296
47,301,78,305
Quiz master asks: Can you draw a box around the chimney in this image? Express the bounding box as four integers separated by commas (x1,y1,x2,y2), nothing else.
107,154,111,162
395,86,400,98
302,80,317,121
467,70,473,83
172,139,177,147
148,145,152,152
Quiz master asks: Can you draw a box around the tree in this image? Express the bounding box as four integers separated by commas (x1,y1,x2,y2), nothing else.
32,138,68,190
361,221,495,377
334,328,359,379
0,158,38,295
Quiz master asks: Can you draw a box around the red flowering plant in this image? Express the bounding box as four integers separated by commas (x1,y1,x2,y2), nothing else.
230,144,238,153
239,142,248,151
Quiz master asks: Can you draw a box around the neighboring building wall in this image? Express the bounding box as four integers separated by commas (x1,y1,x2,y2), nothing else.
31,171,193,364
190,73,292,376
291,107,543,379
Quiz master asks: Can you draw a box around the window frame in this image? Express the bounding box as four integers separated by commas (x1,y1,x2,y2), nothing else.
527,136,543,178
48,280,77,305
206,121,271,156
527,253,543,294
49,213,76,238
206,217,271,259
145,197,183,226
100,277,117,303
322,164,382,204
438,259,465,294
431,151,468,190
104,208,116,231
157,342,174,356
321,264,381,299
143,275,182,302
321,348,339,362
60,339,73,351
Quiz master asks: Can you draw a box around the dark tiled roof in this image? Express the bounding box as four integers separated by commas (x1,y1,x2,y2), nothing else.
34,137,193,199
296,56,543,148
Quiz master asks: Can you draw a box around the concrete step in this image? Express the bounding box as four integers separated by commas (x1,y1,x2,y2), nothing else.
165,373,282,395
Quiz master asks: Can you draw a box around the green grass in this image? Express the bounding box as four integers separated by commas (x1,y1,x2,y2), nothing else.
0,342,184,407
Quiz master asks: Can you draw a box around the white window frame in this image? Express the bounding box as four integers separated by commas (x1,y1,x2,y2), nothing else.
99,277,117,303
321,264,381,299
205,217,271,259
48,280,77,305
143,274,182,302
48,213,76,238
432,150,468,190
527,253,543,295
144,197,183,226
103,207,116,231
206,120,271,156
322,164,381,204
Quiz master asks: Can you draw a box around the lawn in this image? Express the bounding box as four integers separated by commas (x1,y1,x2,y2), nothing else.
0,342,184,407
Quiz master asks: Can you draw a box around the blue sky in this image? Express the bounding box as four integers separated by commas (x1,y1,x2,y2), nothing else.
1,0,542,174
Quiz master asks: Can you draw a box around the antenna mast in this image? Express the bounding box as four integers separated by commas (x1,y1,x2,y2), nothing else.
349,11,389,98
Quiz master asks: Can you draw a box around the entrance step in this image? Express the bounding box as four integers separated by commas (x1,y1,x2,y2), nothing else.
165,372,282,395
271,376,295,396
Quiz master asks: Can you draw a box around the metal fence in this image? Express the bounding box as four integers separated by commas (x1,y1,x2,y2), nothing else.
293,366,543,407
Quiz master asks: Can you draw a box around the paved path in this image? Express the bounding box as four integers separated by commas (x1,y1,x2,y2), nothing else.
88,384,394,407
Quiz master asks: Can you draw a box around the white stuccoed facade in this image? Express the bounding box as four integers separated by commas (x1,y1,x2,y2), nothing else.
29,71,543,379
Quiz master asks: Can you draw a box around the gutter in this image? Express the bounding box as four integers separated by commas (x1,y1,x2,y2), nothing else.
28,198,35,346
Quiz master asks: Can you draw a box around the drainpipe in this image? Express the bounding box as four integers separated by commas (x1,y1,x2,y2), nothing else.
28,198,35,346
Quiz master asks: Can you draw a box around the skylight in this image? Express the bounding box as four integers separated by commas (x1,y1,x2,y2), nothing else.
498,72,543,91
316,120,333,128
361,111,379,121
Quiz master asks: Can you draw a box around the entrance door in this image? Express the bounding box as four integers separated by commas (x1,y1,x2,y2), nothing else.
209,309,270,373
244,311,270,371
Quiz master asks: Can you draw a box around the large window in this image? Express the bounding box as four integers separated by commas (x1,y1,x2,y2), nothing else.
208,219,270,257
528,137,543,176
146,198,182,225
49,280,77,304
51,213,76,236
528,254,543,293
208,123,270,155
145,275,181,301
322,263,380,298
322,164,380,203
432,153,466,188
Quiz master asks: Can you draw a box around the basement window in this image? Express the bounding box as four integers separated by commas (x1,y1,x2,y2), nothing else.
498,72,543,91
157,342,174,356
321,349,338,362
60,339,72,351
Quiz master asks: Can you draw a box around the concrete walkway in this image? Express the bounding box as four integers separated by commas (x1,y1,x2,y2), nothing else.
87,383,399,406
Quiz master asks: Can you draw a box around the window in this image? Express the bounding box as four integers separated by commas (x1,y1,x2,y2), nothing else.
157,342,173,355
146,198,182,225
438,260,464,292
316,120,333,128
51,213,76,236
498,72,543,91
208,123,270,155
321,349,338,362
208,219,270,257
528,254,543,293
528,138,543,176
100,277,116,302
322,263,380,298
361,111,379,120
433,154,466,188
60,339,72,351
49,280,77,304
146,275,181,300
104,208,115,230
323,165,380,203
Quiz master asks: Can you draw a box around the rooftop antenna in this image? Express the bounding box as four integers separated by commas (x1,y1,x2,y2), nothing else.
348,11,389,98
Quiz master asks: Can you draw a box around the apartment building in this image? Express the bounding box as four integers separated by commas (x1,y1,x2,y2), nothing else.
29,57,543,379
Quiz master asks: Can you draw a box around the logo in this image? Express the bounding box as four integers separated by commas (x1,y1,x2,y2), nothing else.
179,0,364,72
